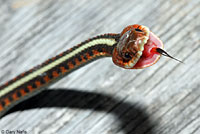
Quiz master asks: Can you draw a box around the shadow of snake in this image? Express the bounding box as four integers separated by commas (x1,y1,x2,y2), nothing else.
5,88,158,134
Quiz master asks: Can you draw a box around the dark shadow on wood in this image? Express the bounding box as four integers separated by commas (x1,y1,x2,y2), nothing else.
5,89,157,134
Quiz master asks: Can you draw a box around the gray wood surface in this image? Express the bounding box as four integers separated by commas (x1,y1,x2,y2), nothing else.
0,0,200,134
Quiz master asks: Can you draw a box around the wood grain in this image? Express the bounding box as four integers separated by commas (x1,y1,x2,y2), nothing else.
0,0,200,134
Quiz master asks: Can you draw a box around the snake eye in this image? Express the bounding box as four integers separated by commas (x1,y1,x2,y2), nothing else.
135,28,143,32
123,52,132,60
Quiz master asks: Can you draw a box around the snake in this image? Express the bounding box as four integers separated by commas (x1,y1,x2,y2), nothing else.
0,24,181,118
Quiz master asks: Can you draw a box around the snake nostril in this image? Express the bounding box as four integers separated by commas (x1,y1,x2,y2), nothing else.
135,28,143,32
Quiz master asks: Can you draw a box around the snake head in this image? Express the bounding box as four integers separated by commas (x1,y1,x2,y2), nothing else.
112,24,164,69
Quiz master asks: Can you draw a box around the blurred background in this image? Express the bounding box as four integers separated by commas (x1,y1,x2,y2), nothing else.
0,0,200,134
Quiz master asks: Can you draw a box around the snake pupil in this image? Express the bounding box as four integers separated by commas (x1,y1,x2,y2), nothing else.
124,53,131,60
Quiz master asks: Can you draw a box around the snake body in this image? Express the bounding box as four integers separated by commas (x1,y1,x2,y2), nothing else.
0,24,163,118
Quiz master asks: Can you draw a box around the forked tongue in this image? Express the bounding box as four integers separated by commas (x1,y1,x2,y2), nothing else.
156,48,183,63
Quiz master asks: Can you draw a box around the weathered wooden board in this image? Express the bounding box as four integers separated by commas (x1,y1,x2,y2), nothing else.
0,0,200,134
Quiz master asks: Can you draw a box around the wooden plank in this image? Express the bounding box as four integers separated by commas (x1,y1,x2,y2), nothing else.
0,0,200,133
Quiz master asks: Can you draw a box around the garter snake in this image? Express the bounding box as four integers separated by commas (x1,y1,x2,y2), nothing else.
0,24,180,118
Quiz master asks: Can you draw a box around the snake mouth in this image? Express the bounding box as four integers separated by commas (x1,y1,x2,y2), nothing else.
132,32,164,69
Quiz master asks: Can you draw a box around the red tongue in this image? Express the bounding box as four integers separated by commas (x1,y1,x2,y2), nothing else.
132,32,164,69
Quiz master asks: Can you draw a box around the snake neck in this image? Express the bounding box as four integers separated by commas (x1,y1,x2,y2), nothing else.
0,33,120,117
